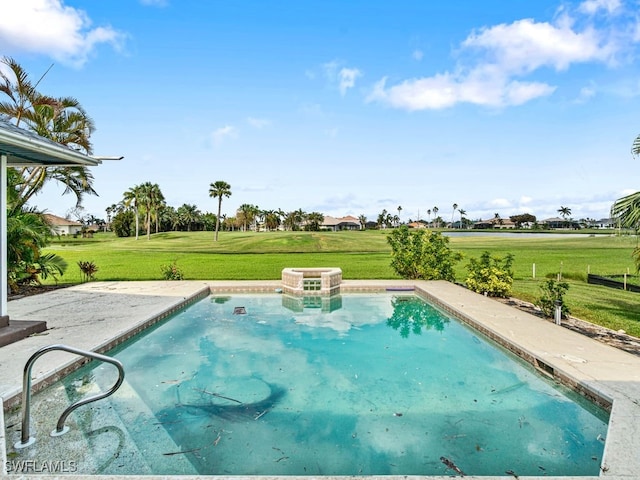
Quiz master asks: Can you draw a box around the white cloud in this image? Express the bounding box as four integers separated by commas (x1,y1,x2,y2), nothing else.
519,196,533,205
412,49,424,61
579,0,622,15
462,17,616,73
576,84,597,102
321,60,361,96
338,67,361,95
212,125,238,146
367,74,555,110
0,0,125,67
247,117,271,129
368,11,623,110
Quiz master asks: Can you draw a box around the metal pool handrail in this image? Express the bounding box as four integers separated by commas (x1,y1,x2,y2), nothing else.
14,344,125,449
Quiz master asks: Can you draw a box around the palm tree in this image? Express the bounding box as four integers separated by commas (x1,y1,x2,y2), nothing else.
633,134,640,158
306,212,324,231
558,206,572,228
123,185,141,240
0,57,97,208
263,210,281,231
237,204,259,231
458,208,467,229
377,209,388,229
397,205,402,226
432,206,439,228
284,209,305,231
177,204,201,231
427,209,431,227
611,192,640,231
451,203,458,228
358,214,367,230
209,181,232,241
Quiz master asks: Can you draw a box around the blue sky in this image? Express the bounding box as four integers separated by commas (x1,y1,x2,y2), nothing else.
1,0,639,223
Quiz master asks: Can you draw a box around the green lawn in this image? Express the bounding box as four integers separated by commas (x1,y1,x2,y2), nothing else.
44,230,640,336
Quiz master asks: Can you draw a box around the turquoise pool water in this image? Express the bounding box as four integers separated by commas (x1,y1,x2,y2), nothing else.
10,293,608,476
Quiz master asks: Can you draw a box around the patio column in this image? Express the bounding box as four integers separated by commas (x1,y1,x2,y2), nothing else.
1,153,8,325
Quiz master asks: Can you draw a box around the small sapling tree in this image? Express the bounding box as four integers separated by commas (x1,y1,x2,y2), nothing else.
536,279,570,319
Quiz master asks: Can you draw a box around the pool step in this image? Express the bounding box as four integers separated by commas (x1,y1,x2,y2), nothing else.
91,375,199,475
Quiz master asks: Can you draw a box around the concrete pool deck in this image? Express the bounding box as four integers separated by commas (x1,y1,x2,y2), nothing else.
1,279,639,479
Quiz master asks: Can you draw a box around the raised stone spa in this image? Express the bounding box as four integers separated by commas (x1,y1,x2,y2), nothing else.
281,267,342,295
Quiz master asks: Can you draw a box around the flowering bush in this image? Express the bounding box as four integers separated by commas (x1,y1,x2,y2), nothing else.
465,251,514,298
161,260,184,280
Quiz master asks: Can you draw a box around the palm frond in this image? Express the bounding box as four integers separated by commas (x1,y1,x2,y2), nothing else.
611,191,640,228
632,134,640,158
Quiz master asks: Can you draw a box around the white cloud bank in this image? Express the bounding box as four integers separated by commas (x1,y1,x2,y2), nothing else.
367,2,629,110
0,0,125,67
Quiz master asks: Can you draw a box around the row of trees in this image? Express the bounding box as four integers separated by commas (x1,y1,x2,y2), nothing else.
107,181,329,239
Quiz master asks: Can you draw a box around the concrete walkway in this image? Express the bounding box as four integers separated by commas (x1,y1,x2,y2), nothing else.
1,279,638,479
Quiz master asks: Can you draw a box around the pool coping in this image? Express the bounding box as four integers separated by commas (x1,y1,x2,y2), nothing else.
2,279,639,479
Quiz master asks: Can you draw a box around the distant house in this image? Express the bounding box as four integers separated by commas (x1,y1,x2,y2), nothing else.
321,215,361,231
473,218,515,229
542,217,580,229
407,221,428,229
43,214,83,236
593,218,615,229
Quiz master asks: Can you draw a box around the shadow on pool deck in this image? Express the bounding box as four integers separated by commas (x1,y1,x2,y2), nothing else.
1,279,639,479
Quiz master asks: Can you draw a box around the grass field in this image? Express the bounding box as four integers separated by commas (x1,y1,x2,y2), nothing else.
44,230,640,336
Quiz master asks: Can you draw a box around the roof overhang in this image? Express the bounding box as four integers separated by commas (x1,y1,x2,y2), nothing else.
0,118,121,166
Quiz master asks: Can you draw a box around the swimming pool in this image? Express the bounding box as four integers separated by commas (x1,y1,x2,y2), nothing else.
5,291,609,476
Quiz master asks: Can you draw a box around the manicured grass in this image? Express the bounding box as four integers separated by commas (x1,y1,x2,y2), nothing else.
45,230,640,336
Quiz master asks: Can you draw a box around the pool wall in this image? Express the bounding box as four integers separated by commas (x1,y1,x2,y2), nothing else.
3,279,640,478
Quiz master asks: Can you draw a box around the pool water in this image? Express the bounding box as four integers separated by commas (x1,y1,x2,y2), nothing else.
10,293,609,476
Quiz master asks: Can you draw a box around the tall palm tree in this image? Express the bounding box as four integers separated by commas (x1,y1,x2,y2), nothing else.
123,185,141,240
209,181,232,241
427,209,431,227
432,206,439,228
397,205,402,226
451,203,458,228
458,208,467,229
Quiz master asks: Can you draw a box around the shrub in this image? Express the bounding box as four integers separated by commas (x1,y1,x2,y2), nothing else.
465,251,514,298
111,210,135,237
78,260,99,282
537,279,570,319
161,260,184,280
387,226,462,281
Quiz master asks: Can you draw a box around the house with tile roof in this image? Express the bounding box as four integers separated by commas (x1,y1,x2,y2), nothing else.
321,215,361,231
43,214,83,236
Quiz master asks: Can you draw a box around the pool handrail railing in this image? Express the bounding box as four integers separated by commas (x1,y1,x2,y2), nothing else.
14,343,125,449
